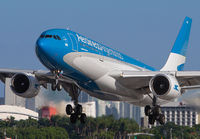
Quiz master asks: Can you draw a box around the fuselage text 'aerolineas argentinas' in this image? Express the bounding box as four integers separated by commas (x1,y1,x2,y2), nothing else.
1,17,198,125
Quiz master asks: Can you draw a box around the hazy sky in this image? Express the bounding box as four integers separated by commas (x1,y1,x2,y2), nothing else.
0,0,200,97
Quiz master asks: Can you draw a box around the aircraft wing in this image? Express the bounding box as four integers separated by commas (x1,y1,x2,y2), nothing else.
0,68,81,101
110,70,200,93
176,71,200,89
1,69,200,94
0,69,75,88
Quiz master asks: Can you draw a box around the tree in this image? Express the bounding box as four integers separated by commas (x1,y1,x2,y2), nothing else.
38,118,51,127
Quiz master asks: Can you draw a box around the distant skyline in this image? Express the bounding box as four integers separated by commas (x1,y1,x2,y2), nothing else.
0,0,200,97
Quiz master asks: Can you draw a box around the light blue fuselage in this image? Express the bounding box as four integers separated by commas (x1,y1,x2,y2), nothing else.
36,29,155,103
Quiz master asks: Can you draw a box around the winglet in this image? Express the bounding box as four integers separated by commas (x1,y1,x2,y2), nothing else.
161,17,192,71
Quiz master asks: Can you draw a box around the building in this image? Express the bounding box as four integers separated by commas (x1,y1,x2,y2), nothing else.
83,101,96,117
130,105,141,125
0,105,38,120
4,78,26,107
0,97,4,105
154,102,199,127
140,107,149,128
39,106,57,119
26,98,36,111
79,91,94,103
96,100,107,117
96,100,141,125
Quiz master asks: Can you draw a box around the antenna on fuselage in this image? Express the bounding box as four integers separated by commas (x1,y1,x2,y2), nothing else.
66,27,71,30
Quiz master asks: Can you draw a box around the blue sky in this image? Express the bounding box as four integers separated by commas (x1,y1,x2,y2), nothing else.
0,0,200,97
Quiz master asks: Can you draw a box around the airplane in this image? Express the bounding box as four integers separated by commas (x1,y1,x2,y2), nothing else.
0,16,199,125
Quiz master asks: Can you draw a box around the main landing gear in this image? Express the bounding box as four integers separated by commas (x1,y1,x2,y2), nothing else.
65,84,87,124
51,70,86,124
66,104,86,124
145,96,165,125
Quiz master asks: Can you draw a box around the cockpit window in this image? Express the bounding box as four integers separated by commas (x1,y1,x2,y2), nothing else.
40,34,62,40
56,35,61,40
45,35,52,38
53,35,61,40
40,35,45,38
53,35,57,39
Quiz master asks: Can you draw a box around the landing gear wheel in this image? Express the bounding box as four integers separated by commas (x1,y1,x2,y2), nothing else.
149,114,155,125
146,96,165,125
80,113,86,124
158,114,165,125
70,113,77,124
145,105,151,116
66,84,87,124
153,105,161,116
75,104,82,115
56,83,62,91
51,83,57,91
66,104,73,115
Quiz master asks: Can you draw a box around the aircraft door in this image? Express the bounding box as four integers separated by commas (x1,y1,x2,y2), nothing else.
68,33,78,52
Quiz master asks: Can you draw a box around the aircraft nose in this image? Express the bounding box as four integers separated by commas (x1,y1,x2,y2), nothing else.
36,39,47,52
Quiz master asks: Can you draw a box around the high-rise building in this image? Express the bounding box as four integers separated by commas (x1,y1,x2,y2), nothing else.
83,101,96,118
96,100,106,116
140,107,148,128
120,102,125,118
4,78,26,107
124,102,131,118
132,105,141,125
26,98,36,111
96,100,141,124
0,97,4,105
110,102,120,119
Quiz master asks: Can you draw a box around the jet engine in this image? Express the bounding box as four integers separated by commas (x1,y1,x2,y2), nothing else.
149,74,181,100
10,73,40,98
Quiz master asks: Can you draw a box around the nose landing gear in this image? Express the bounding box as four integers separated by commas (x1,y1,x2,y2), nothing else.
51,70,63,91
145,96,165,125
51,82,62,91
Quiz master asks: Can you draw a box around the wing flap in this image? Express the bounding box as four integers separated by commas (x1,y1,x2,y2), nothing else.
110,70,200,92
176,71,200,88
110,70,158,90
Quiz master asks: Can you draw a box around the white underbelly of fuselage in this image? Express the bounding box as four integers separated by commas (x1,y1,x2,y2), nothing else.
63,52,166,106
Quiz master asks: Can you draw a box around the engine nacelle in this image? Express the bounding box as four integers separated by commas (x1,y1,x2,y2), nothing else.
149,74,181,100
10,73,40,98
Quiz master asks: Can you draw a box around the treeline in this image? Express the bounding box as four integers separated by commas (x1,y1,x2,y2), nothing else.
0,115,199,139
150,122,200,139
0,115,139,139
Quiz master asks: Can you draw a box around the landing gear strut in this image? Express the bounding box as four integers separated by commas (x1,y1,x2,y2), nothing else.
145,96,165,125
50,70,86,123
65,84,87,124
51,70,62,91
